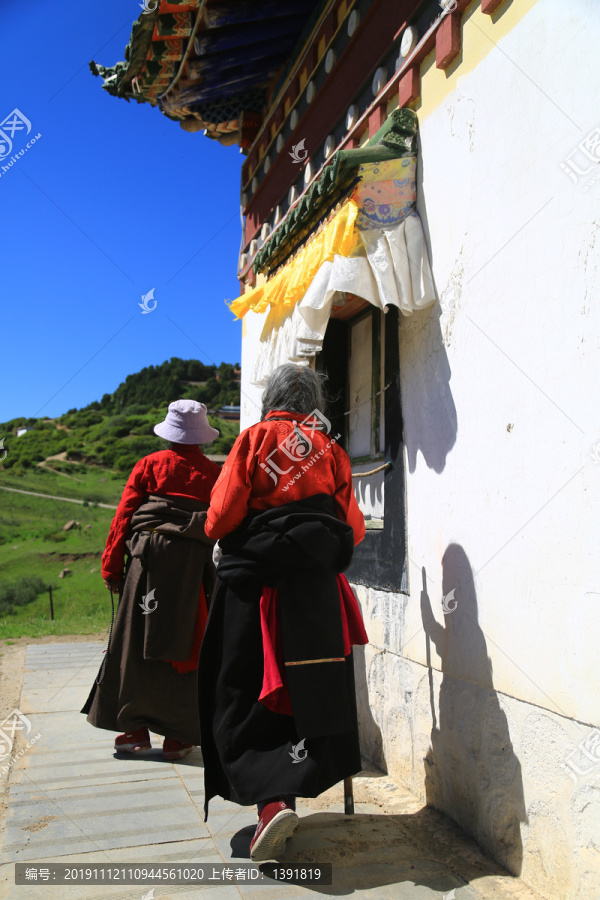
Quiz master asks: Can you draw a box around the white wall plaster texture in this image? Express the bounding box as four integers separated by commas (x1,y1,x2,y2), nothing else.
351,0,600,893
352,595,600,894
238,0,600,893
400,0,600,726
239,307,267,427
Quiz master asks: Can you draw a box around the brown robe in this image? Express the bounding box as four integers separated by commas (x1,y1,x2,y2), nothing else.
82,494,214,744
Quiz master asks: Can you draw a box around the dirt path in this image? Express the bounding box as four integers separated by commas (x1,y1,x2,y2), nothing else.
0,484,116,509
37,452,84,482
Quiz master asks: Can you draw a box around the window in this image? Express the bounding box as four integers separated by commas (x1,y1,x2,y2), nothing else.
316,302,407,592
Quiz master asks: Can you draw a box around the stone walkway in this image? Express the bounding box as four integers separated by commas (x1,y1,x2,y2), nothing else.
0,643,541,899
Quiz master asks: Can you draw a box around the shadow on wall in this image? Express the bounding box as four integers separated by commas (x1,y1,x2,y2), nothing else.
420,545,528,875
352,645,385,772
402,135,457,475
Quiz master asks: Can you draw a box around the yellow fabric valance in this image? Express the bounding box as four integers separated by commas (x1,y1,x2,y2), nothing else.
229,200,359,319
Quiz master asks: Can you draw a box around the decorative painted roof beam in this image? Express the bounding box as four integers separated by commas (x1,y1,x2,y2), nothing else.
240,0,486,257
90,0,322,136
242,0,418,243
252,108,418,275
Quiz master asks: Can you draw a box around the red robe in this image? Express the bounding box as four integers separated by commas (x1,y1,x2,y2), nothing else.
206,410,365,545
102,445,221,581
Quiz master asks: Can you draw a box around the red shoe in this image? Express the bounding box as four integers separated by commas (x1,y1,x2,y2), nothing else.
114,728,151,752
163,738,194,760
250,800,299,862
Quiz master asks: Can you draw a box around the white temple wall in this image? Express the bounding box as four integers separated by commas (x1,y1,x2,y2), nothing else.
354,1,600,896
239,1,600,895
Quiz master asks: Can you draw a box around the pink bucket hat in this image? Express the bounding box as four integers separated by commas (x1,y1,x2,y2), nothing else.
153,399,219,445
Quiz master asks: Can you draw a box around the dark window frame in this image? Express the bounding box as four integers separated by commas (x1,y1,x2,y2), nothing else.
317,305,408,592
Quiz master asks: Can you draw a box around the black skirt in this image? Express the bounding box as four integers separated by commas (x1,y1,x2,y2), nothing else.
198,495,362,817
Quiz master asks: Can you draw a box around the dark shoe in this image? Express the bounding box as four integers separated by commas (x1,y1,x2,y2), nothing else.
163,738,193,760
114,728,151,752
250,800,299,861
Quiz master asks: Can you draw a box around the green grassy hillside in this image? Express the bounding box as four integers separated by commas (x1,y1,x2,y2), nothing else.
0,357,240,639
1,357,240,475
0,468,121,639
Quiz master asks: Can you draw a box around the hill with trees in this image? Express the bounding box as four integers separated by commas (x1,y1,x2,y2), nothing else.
0,358,241,475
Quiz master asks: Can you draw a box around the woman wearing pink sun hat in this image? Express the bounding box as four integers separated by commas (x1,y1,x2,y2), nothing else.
82,399,221,760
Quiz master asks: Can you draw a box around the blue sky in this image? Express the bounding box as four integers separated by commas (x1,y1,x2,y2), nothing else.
0,0,243,423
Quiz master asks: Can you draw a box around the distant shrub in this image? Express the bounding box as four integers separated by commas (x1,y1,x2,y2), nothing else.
109,425,131,438
122,404,148,417
129,421,155,435
83,493,104,504
115,455,136,473
0,575,47,616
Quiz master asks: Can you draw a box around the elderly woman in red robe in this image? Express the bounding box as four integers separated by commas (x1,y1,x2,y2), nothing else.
199,364,368,862
82,400,221,760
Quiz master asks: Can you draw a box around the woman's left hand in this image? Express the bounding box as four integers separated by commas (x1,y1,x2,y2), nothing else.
103,577,123,593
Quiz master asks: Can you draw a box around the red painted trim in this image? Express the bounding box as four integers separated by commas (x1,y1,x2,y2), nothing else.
397,66,420,108
436,11,461,70
288,75,299,104
323,11,335,44
305,44,317,73
369,104,387,138
244,0,415,242
251,0,343,173
481,0,504,13
342,134,361,150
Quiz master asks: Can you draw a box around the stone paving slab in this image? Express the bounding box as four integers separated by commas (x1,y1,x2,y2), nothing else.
20,645,104,716
2,776,210,860
10,736,203,793
0,643,542,900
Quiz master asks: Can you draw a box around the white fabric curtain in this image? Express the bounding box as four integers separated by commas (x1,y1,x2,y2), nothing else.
250,212,435,387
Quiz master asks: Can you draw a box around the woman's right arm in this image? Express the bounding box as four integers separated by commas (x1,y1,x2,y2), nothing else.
332,443,366,545
101,458,147,583
205,430,254,540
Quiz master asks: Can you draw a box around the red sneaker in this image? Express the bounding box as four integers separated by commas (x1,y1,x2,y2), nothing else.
163,738,194,760
114,728,151,752
250,800,299,862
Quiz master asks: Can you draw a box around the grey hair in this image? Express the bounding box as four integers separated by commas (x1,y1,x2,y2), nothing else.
261,364,327,419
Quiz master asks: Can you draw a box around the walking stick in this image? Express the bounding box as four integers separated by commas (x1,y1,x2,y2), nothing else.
344,776,354,814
